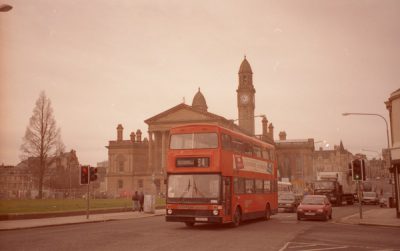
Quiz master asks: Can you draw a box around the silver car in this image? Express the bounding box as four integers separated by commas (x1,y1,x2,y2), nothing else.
278,192,298,212
362,191,379,205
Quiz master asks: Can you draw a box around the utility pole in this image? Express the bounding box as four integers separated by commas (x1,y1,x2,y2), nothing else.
357,181,362,219
86,177,90,219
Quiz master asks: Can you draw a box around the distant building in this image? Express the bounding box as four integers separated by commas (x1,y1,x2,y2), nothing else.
313,141,353,178
3,150,81,199
0,164,33,199
367,158,386,179
275,131,315,193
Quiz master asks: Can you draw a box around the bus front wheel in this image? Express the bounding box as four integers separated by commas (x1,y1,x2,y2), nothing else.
231,208,241,227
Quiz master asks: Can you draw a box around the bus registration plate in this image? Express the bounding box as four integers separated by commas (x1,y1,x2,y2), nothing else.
195,217,208,222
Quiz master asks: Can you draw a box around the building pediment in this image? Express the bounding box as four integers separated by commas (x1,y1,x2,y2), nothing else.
145,103,225,126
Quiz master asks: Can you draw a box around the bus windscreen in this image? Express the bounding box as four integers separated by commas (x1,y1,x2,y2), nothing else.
167,174,220,200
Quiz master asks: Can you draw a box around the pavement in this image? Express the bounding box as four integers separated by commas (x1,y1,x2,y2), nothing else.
0,209,165,231
1,207,399,231
337,207,400,227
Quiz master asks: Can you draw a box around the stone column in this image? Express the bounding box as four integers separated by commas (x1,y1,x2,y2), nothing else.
161,131,166,172
148,131,153,174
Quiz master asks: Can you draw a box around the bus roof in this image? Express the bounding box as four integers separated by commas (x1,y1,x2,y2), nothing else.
169,124,274,148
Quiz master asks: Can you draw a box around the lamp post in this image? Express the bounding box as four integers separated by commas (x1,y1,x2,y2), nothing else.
342,112,399,217
342,113,390,149
232,114,266,122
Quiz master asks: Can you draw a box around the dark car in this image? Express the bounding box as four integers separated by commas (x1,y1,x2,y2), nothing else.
362,191,379,205
297,195,332,221
278,192,298,212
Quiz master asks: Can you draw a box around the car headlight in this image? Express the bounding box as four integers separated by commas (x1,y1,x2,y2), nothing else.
317,209,323,213
167,209,173,215
213,209,219,216
297,208,303,212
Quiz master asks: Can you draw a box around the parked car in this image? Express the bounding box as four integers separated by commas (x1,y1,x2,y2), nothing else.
297,195,332,221
362,191,379,205
278,192,298,212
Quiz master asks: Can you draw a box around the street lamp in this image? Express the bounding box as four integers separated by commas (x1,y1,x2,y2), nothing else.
342,113,390,150
342,112,398,216
232,114,266,122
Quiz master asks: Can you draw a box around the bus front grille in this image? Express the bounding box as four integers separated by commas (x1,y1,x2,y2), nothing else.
171,209,213,217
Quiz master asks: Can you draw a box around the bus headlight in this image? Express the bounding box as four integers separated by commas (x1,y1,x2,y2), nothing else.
167,209,173,215
213,209,219,216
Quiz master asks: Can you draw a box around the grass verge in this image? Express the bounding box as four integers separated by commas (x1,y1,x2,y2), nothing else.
0,198,165,214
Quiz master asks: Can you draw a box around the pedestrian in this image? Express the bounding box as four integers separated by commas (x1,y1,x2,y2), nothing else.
132,191,139,212
139,191,145,212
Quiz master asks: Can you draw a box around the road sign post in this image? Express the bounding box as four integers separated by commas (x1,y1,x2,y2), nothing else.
357,180,362,219
87,176,90,219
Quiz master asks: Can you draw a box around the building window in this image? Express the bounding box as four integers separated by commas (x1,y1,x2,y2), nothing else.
118,180,123,189
119,161,124,172
138,179,143,188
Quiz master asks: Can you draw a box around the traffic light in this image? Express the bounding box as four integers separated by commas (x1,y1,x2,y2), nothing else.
352,159,364,181
90,167,98,182
80,165,89,185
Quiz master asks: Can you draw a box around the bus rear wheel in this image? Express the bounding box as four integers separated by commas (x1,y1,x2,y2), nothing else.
231,208,241,227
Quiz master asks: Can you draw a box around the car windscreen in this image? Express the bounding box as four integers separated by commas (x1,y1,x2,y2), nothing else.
301,196,325,205
279,193,295,200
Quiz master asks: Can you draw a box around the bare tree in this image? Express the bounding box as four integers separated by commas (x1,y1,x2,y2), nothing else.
20,91,64,199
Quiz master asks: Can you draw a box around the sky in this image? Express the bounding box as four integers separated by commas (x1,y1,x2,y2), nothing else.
1,0,399,166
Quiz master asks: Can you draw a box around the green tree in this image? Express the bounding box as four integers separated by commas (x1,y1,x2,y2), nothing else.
20,91,64,199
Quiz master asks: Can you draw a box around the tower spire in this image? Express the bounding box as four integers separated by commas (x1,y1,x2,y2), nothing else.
237,57,255,135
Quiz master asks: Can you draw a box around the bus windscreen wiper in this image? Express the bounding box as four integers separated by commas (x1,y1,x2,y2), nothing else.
179,179,191,199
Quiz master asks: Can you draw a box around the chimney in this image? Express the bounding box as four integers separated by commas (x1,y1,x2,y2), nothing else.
279,131,286,141
262,116,268,137
136,129,142,142
130,131,136,142
268,123,274,140
117,124,123,141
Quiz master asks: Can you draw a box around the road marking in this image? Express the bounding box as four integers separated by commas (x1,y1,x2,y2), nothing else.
279,242,348,251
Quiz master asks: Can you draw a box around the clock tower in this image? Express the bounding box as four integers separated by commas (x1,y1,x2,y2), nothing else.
237,56,255,135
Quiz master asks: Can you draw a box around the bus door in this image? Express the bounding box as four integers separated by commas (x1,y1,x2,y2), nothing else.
223,177,232,216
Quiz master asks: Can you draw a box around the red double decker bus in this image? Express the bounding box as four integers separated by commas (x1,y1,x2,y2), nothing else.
165,124,278,227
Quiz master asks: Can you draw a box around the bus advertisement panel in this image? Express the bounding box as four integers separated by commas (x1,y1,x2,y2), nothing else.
165,124,278,227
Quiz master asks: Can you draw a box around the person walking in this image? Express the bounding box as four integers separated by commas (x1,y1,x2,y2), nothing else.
139,191,145,212
132,191,139,212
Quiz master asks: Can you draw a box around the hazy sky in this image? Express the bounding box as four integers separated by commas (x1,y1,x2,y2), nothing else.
1,0,399,166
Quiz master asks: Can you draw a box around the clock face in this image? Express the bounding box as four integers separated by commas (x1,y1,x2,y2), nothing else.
240,94,249,104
